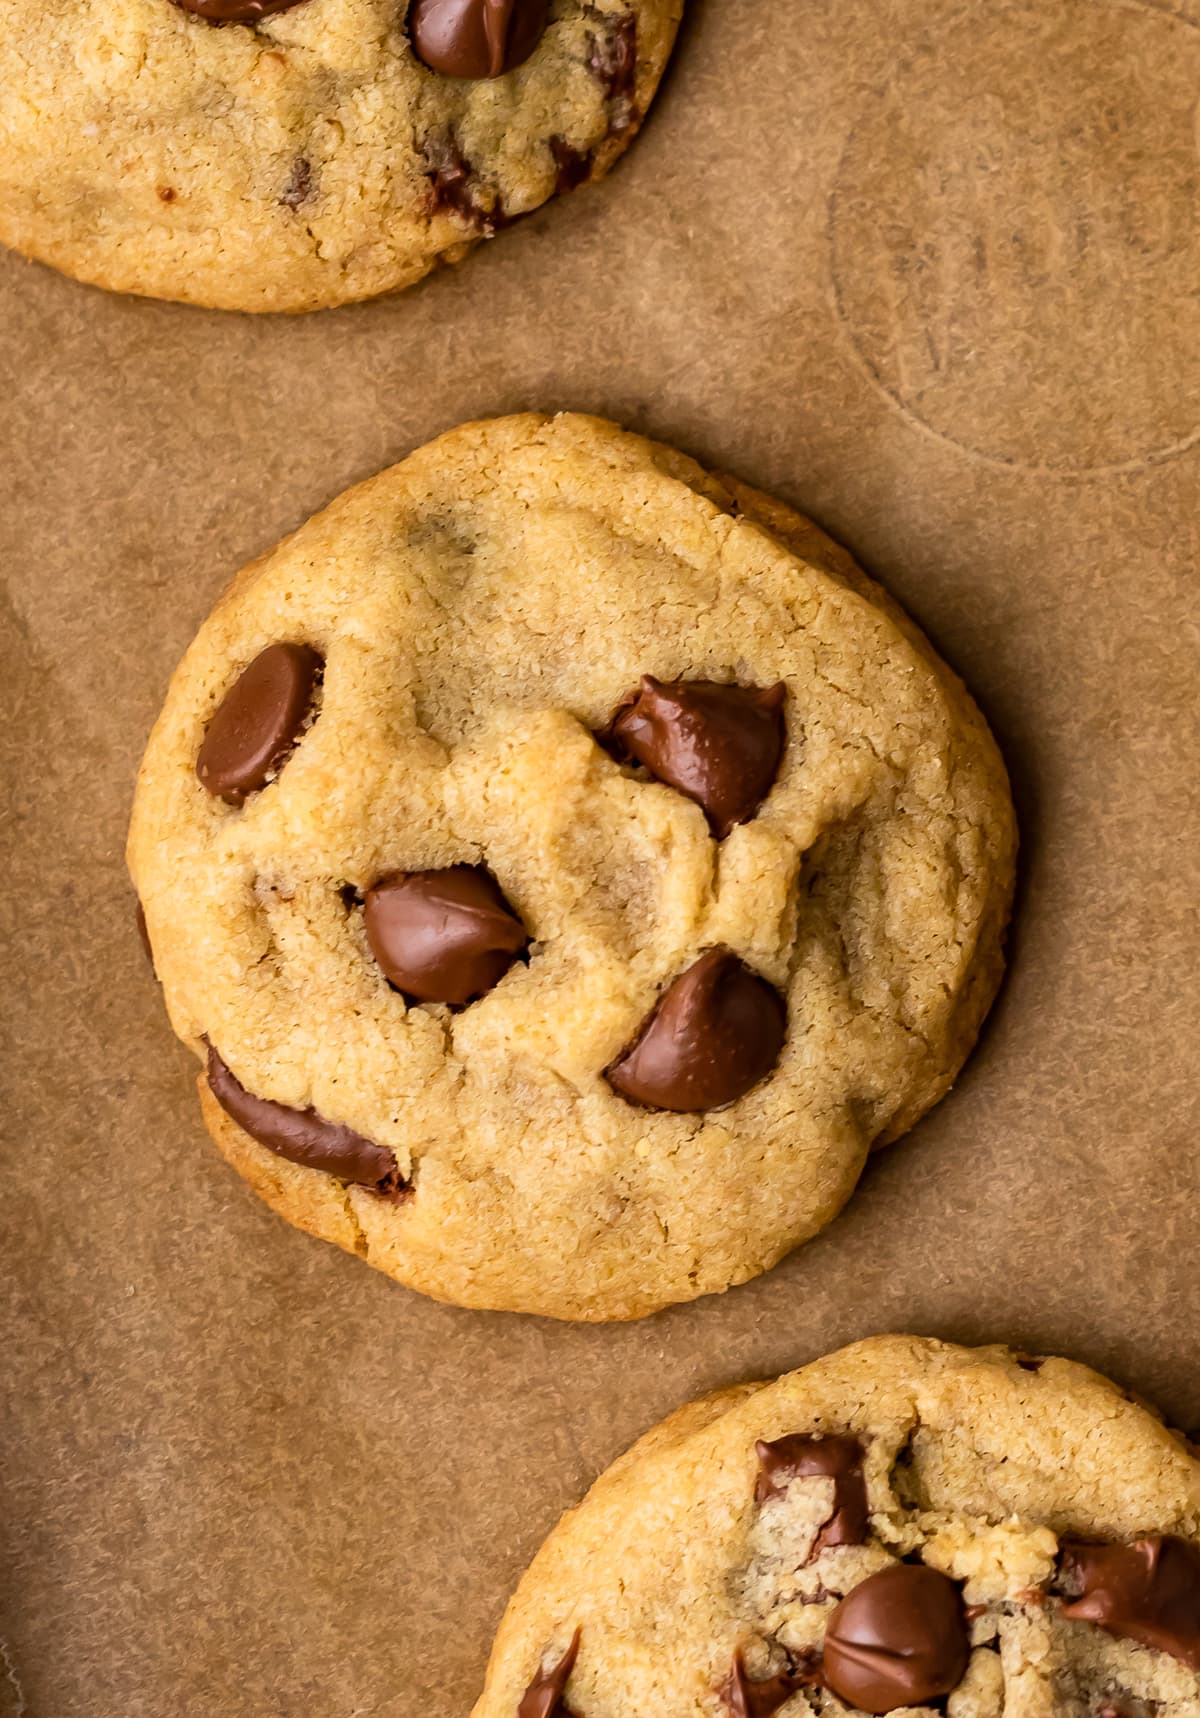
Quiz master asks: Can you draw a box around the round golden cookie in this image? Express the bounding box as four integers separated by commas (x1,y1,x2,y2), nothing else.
128,413,1016,1320
0,0,681,312
475,1336,1200,1718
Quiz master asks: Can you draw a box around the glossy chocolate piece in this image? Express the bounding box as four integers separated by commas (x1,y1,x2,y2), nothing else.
409,0,548,78
364,866,528,1006
607,676,786,838
173,0,309,23
718,1649,811,1718
608,955,783,1113
755,1434,869,1552
1060,1536,1200,1670
606,948,786,1112
517,1629,580,1718
205,1045,403,1196
196,642,321,806
821,1564,969,1714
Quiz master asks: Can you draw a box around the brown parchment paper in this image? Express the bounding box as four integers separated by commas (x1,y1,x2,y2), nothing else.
2,0,1198,1711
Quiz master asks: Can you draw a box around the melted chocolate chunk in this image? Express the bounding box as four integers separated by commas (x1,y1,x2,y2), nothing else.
588,11,637,130
718,1649,812,1718
821,1565,970,1714
364,867,528,1007
173,0,309,21
606,948,786,1112
424,134,508,230
426,134,476,219
550,137,593,193
280,156,314,208
135,901,156,973
754,1434,869,1552
1060,1536,1200,1670
517,1630,580,1718
196,642,322,806
410,0,548,78
205,1044,403,1196
606,676,786,838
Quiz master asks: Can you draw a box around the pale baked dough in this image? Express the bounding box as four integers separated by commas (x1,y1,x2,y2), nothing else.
0,0,681,311
128,413,1016,1319
474,1336,1200,1716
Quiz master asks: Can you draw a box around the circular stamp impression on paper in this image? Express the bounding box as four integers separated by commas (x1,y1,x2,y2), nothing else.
830,0,1200,474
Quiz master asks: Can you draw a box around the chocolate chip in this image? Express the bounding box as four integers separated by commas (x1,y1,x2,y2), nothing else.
424,133,510,230
409,0,548,79
606,948,786,1112
518,1629,580,1718
280,156,314,209
606,677,786,838
718,1649,813,1718
205,1044,404,1196
135,901,156,973
364,867,529,1007
549,137,593,193
587,11,636,113
426,134,476,219
754,1434,869,1552
157,185,177,203
172,0,309,22
821,1565,970,1714
1059,1536,1200,1670
1015,1355,1044,1372
196,642,322,806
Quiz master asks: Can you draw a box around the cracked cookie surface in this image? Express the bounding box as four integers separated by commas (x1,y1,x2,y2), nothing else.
474,1337,1200,1716
127,413,1015,1319
0,0,680,311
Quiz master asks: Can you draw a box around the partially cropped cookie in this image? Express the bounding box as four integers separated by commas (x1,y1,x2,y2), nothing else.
0,0,680,311
128,413,1015,1319
475,1337,1200,1716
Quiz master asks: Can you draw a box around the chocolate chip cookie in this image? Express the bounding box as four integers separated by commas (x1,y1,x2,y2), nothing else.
0,0,681,311
476,1337,1200,1716
127,413,1016,1319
